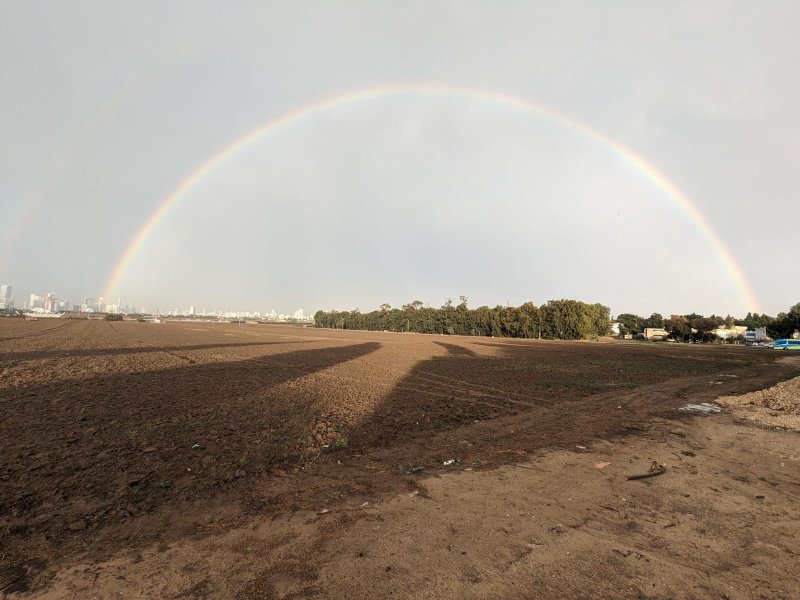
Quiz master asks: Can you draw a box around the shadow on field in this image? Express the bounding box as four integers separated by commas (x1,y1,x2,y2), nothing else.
348,340,555,455
432,340,476,357
342,338,779,470
0,340,312,362
3,333,789,589
0,341,380,563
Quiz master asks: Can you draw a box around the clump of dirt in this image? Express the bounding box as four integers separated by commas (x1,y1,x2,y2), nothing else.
301,419,349,458
717,375,800,431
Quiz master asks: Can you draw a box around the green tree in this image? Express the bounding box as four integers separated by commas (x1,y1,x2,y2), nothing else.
691,317,718,343
769,303,800,339
616,313,644,335
665,315,691,341
314,298,605,340
402,300,424,311
643,313,664,329
540,300,610,340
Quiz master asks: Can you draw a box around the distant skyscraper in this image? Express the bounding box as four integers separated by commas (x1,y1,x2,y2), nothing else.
44,292,57,312
0,285,12,310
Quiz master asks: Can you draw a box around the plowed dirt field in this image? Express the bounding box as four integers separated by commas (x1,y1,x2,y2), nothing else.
1,319,798,599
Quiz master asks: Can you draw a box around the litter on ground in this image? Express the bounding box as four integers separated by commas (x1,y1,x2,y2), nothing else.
678,402,722,414
626,461,667,481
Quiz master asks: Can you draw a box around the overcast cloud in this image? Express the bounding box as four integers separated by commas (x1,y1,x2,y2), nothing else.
1,1,797,317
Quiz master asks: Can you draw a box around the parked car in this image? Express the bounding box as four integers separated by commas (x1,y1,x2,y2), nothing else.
772,339,800,350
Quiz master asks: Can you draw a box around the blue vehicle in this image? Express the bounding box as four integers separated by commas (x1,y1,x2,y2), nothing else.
772,339,800,350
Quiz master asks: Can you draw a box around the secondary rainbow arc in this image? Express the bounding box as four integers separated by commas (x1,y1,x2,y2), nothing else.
101,83,761,312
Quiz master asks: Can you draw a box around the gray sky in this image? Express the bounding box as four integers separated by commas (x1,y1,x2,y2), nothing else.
1,1,797,317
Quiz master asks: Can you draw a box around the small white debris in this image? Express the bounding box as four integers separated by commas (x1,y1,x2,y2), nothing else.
678,402,723,414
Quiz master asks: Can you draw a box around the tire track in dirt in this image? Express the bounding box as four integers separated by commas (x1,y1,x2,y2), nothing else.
417,370,539,402
228,349,524,414
0,319,76,342
392,382,511,411
264,355,537,414
560,524,732,587
286,338,538,407
399,373,534,407
107,322,199,364
275,342,539,408
227,329,388,345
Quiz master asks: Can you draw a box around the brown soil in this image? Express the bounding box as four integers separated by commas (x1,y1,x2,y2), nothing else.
1,320,798,599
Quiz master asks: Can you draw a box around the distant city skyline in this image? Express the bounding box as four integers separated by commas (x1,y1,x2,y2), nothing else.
0,282,311,319
2,279,794,323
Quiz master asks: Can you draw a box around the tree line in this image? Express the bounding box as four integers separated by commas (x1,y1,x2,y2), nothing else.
314,297,611,340
315,299,800,343
616,302,800,342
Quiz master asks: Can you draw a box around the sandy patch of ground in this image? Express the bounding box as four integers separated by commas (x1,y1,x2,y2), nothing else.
23,414,800,600
717,357,800,431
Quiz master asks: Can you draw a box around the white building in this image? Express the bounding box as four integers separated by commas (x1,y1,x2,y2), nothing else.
0,284,13,310
713,325,748,340
43,292,58,312
643,327,669,340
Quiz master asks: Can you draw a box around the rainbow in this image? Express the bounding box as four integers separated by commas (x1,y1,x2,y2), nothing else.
102,83,761,312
